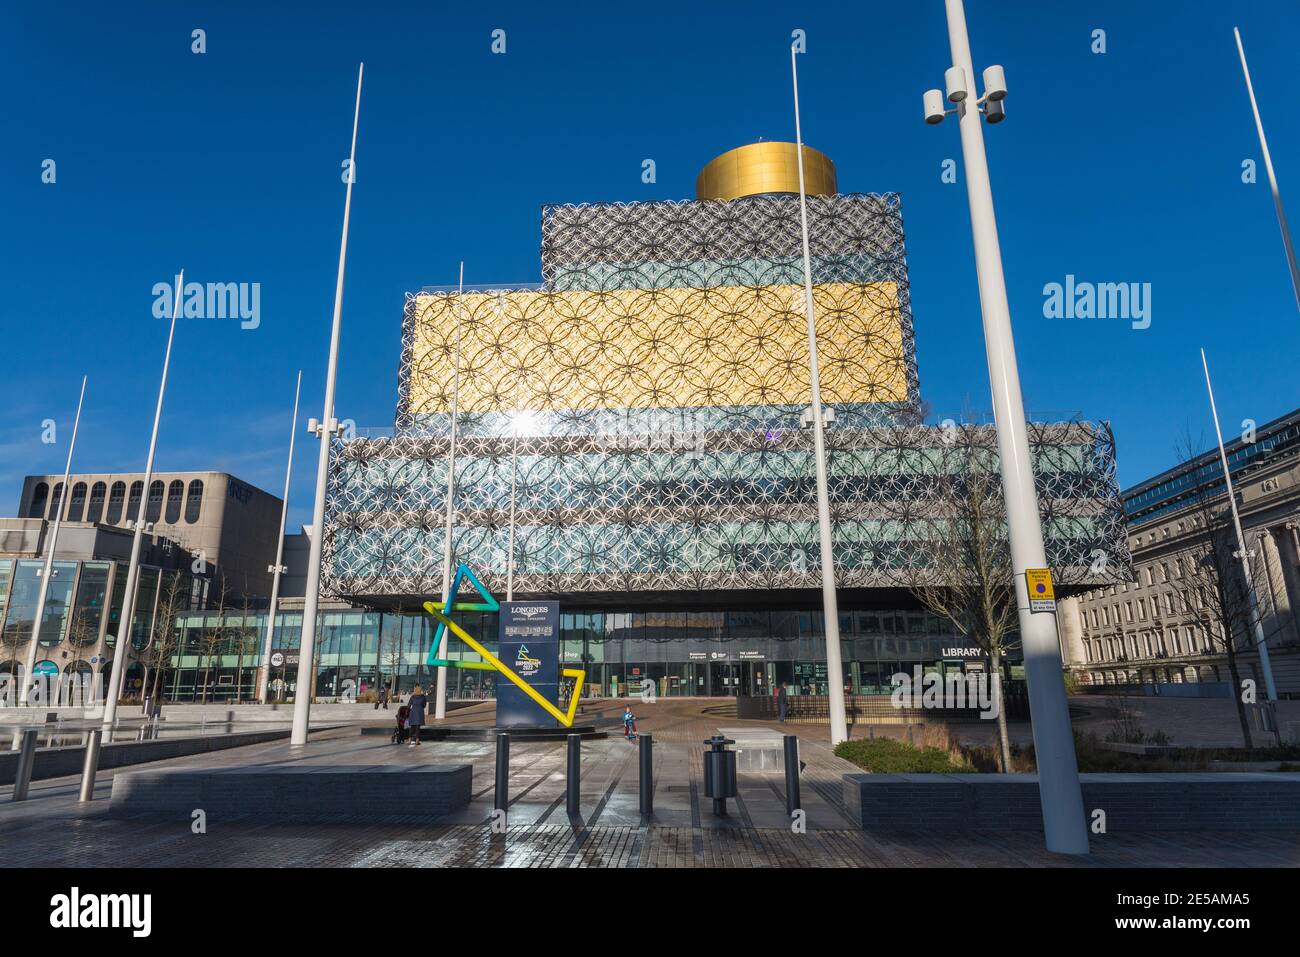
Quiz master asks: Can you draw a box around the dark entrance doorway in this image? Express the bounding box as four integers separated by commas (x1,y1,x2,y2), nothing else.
707,660,735,696
737,660,768,697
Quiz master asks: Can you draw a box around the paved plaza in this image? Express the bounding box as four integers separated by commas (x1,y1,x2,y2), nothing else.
1,698,1297,868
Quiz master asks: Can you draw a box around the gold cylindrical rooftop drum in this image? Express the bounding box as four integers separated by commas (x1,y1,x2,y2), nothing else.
695,142,837,201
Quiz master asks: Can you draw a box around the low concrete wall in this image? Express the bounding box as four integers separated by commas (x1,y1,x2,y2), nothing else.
1077,683,1233,698
842,772,1300,832
718,727,789,771
0,727,294,785
110,764,473,823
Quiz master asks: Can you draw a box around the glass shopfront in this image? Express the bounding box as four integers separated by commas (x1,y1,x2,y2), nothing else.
151,604,997,702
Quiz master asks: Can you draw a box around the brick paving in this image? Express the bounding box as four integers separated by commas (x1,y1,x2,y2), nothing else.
1,698,1297,868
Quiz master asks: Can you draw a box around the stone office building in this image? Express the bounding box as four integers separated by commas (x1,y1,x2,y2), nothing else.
1059,408,1300,696
17,471,283,599
1,471,282,701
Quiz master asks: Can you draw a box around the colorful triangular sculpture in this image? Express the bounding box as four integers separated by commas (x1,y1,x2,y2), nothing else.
421,563,585,727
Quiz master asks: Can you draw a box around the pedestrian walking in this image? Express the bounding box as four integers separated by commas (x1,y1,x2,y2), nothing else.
376,684,390,710
775,683,788,723
406,685,428,747
622,705,637,740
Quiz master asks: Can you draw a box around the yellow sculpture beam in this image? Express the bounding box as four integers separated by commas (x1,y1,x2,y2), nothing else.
422,603,586,728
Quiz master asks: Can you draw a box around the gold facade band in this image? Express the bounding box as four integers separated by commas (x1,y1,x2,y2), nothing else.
695,142,837,201
408,282,908,414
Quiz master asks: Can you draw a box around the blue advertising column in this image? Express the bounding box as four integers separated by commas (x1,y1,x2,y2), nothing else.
496,602,561,728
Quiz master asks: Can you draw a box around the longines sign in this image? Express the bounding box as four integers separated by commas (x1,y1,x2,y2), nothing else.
496,601,560,728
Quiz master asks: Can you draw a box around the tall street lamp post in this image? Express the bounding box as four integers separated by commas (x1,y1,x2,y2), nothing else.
1234,28,1300,317
789,44,849,745
292,64,364,746
102,274,184,730
20,376,87,705
432,263,464,721
923,0,1089,854
1200,349,1281,744
258,370,301,704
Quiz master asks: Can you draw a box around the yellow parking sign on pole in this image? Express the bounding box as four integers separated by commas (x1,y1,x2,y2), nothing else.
1025,568,1056,612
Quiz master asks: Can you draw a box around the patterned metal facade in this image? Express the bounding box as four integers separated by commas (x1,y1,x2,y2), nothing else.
321,191,1130,602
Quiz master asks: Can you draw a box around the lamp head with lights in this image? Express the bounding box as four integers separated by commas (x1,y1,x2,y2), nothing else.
923,64,1007,125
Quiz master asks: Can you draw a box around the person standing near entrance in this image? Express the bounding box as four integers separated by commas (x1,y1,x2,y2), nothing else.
775,683,788,723
406,685,428,747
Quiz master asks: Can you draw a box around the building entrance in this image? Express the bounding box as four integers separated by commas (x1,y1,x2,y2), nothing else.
703,660,769,696
707,661,734,696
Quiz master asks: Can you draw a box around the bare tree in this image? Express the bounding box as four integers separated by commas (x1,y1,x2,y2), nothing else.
1170,434,1284,748
232,579,259,703
0,617,24,681
63,606,99,706
379,604,406,699
199,575,230,704
146,570,187,704
910,423,1017,771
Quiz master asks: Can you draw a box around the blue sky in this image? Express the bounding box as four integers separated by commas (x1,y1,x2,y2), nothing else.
2,1,1298,528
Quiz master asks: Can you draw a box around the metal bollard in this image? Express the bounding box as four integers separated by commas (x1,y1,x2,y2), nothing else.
783,735,801,815
493,732,510,814
639,734,653,815
566,733,581,817
78,729,102,803
11,729,39,802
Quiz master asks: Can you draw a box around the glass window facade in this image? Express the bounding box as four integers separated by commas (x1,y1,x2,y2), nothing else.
150,604,998,703
28,483,48,518
69,561,109,646
185,479,203,523
86,481,106,522
126,481,143,521
106,481,126,523
165,480,185,524
67,482,87,521
145,480,165,523
0,560,79,648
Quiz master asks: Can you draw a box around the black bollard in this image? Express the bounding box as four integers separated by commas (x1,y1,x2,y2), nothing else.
783,735,801,815
494,732,510,814
639,734,653,815
566,733,581,817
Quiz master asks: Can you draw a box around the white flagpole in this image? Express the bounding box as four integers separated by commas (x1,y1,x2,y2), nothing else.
1235,28,1300,316
102,273,184,729
1200,349,1280,713
258,370,301,703
20,375,87,705
506,402,519,603
791,44,849,745
433,262,464,720
291,64,364,746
